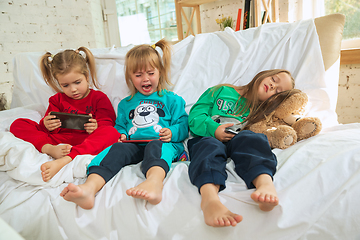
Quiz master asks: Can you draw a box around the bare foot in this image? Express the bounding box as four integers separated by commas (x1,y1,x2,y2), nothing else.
60,183,95,209
60,174,105,209
199,183,242,227
40,156,72,182
251,181,279,211
201,198,243,227
41,144,71,159
126,178,163,205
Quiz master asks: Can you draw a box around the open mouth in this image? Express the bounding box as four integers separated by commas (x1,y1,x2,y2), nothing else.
142,84,152,92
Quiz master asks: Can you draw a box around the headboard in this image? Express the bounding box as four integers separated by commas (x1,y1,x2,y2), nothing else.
314,13,345,70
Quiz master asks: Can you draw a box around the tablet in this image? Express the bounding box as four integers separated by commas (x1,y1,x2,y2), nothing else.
50,111,91,130
121,139,156,143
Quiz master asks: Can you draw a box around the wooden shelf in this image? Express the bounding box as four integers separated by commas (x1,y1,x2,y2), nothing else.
177,0,217,6
341,49,360,65
175,0,218,40
175,0,279,40
254,0,279,27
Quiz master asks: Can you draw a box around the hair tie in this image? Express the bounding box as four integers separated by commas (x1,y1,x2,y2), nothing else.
48,54,54,63
76,49,86,59
151,44,156,49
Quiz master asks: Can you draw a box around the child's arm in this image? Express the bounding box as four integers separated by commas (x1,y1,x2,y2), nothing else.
43,113,61,131
188,87,221,138
159,128,172,142
166,95,189,142
84,114,98,134
114,100,130,138
91,92,116,127
214,123,237,142
40,94,63,132
118,134,127,142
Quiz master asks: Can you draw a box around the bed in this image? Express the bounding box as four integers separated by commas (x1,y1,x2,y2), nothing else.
1,13,360,240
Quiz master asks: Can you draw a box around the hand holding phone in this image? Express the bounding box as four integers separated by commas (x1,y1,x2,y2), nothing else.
225,127,238,135
121,139,155,143
50,112,91,130
44,114,61,131
84,114,98,134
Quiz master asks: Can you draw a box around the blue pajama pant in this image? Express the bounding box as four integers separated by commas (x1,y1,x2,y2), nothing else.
87,140,181,183
187,130,277,192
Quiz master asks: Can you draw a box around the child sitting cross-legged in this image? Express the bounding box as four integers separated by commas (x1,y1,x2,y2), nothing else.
60,39,189,209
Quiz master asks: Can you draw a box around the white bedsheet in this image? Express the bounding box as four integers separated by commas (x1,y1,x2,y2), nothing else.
0,124,360,239
1,18,359,240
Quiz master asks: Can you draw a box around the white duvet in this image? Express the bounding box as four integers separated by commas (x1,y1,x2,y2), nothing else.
1,18,360,240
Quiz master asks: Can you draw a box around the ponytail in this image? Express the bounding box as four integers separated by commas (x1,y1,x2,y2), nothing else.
39,47,99,92
153,39,172,89
39,52,60,92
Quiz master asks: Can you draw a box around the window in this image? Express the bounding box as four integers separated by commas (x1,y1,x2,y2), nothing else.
324,0,360,49
115,0,178,46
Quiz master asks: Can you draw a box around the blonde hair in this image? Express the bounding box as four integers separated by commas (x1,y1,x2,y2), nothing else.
40,46,99,93
214,69,295,118
124,39,172,98
243,88,301,129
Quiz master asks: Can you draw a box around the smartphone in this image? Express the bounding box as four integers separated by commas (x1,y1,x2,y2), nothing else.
121,139,156,143
225,128,238,134
50,111,91,130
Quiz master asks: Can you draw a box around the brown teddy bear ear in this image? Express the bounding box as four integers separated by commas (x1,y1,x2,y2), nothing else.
274,92,308,119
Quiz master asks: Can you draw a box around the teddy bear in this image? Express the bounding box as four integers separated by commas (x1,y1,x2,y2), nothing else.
247,90,322,149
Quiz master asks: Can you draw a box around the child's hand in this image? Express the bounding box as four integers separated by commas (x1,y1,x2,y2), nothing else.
44,113,61,131
84,114,98,134
159,128,172,142
118,134,127,142
215,123,236,142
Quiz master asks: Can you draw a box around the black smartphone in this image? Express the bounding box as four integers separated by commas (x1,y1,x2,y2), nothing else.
50,112,91,130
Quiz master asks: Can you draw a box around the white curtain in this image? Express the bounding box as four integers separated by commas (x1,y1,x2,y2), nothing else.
281,0,325,22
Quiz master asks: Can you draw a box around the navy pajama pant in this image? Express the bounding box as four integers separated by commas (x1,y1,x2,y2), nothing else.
88,140,174,183
187,130,277,192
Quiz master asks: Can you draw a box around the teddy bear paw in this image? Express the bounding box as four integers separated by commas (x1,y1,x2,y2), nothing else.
294,117,322,141
284,135,294,146
299,122,316,135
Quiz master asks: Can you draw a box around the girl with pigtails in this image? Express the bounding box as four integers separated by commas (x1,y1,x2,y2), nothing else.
60,39,189,209
10,47,120,182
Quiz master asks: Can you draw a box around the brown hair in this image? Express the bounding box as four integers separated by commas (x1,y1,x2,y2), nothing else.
213,69,295,118
124,39,172,98
39,46,99,93
243,88,302,129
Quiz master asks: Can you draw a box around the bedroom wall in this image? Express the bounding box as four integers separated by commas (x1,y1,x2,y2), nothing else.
198,0,244,33
0,0,105,110
337,64,360,124
1,0,359,124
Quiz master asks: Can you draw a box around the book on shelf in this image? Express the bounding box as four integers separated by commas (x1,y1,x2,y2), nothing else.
243,0,251,29
236,8,242,31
